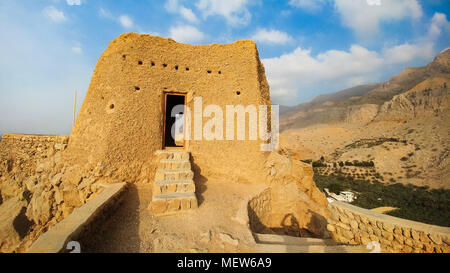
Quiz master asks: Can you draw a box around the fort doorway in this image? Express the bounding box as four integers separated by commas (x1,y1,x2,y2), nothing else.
163,93,186,149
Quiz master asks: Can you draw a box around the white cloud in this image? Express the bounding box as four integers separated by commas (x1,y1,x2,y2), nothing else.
169,25,204,43
119,15,134,28
165,0,179,13
334,0,423,38
99,8,113,19
251,29,293,45
43,6,67,23
384,43,434,64
366,0,381,6
165,0,199,23
428,12,450,40
288,0,326,12
263,45,384,104
196,0,251,26
263,15,447,106
384,12,450,65
71,46,83,54
180,7,199,23
66,0,82,6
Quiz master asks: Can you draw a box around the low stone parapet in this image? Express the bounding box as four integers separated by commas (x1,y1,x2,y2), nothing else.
327,201,450,253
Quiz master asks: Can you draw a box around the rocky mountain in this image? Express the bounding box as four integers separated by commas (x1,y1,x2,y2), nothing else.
280,49,450,189
376,75,449,121
281,49,450,131
280,84,381,129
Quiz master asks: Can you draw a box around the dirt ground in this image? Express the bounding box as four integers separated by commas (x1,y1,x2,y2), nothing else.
82,180,267,253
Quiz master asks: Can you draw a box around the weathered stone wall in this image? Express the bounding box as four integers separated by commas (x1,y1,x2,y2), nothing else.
0,134,68,178
0,134,104,253
248,188,271,234
327,201,450,253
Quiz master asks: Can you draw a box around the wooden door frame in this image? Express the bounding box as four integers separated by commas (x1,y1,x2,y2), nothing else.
162,92,187,150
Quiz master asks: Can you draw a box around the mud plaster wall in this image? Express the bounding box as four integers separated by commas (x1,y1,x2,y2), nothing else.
68,33,272,184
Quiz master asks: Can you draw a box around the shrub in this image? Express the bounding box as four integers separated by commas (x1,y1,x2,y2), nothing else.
328,183,343,194
312,160,327,167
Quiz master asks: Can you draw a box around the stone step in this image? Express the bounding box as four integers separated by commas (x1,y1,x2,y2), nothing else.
253,233,339,246
255,243,370,253
155,150,190,160
158,159,191,170
150,192,198,215
155,169,194,181
153,180,196,196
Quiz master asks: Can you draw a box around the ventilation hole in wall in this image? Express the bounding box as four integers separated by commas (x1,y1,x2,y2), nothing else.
135,86,140,91
207,70,212,74
163,64,167,68
138,61,143,65
186,67,190,71
109,104,115,109
218,71,222,74
175,65,179,70
236,91,241,95
151,61,155,66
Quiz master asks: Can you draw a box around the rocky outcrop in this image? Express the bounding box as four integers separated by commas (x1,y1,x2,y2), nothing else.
376,75,450,121
0,193,31,252
0,134,105,252
345,104,379,125
248,151,329,238
364,49,450,104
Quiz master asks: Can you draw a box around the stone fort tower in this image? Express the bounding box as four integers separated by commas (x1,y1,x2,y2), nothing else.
67,33,273,185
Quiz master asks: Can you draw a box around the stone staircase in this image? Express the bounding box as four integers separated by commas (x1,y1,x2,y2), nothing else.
253,233,370,253
149,150,198,216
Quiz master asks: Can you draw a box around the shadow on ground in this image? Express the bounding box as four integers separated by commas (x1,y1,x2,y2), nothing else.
80,184,141,253
191,158,208,206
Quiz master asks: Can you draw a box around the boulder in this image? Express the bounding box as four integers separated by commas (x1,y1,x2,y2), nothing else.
0,195,31,252
0,179,22,200
62,188,83,207
50,173,63,186
24,176,39,192
26,190,52,225
268,183,330,237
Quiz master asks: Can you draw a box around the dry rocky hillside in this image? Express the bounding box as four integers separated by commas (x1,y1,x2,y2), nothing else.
280,49,450,190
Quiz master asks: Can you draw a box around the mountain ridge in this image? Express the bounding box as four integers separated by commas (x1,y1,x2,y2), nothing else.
281,49,450,131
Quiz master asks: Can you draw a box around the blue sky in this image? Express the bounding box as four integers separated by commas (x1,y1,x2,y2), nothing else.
0,0,449,135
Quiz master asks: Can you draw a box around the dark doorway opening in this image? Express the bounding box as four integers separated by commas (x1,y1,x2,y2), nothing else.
164,94,186,148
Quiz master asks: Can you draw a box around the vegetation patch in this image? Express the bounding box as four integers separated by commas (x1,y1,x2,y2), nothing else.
314,173,450,227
